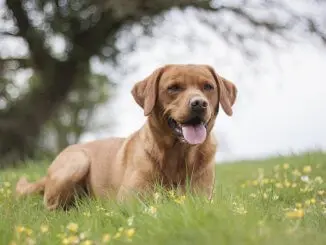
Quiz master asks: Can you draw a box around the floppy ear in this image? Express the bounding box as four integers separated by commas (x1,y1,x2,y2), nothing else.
131,67,164,116
205,65,237,116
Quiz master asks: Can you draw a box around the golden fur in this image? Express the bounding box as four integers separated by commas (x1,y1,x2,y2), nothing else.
15,64,237,210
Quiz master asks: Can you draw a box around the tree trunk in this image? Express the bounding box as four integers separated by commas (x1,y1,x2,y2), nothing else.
0,60,79,167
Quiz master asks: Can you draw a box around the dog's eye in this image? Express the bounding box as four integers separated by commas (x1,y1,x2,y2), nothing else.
168,84,182,93
203,83,214,91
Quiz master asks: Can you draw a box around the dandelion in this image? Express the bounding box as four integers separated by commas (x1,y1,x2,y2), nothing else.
66,223,78,233
40,224,49,233
286,209,304,218
102,234,111,243
303,165,312,173
317,190,325,195
283,163,290,169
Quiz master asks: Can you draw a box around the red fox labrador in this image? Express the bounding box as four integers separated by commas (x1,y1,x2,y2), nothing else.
16,64,237,210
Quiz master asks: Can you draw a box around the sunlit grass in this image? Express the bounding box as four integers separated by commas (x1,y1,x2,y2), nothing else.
1,151,326,245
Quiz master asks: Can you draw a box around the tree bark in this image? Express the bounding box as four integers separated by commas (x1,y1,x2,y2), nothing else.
0,60,78,167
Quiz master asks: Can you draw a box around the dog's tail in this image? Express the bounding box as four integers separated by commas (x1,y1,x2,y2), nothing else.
16,176,46,197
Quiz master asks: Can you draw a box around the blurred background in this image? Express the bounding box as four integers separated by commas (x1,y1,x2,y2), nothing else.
0,0,326,167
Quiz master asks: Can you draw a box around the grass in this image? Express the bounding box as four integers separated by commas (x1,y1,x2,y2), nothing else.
1,151,326,245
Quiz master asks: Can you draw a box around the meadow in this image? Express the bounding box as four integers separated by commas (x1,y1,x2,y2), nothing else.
1,151,326,245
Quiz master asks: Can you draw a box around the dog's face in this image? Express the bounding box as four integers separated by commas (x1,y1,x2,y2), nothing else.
132,64,237,145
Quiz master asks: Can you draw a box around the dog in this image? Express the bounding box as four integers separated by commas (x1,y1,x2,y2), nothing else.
15,64,237,210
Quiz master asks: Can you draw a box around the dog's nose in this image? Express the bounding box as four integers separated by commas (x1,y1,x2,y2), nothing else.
189,97,208,112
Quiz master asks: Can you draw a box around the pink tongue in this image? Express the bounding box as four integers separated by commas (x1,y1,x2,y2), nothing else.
181,124,207,145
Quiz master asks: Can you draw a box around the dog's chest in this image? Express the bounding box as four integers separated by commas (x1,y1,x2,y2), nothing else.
159,149,198,186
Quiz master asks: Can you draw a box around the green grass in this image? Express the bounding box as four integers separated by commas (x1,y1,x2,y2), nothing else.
1,151,326,245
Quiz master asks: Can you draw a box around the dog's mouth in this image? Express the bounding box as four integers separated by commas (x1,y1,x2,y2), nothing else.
168,116,208,145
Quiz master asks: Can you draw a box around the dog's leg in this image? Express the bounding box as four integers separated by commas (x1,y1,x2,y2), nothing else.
43,150,90,210
117,171,151,202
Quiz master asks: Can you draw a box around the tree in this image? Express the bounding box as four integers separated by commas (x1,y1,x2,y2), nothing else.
0,0,325,166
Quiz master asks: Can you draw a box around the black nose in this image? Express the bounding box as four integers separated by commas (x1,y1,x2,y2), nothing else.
189,97,208,112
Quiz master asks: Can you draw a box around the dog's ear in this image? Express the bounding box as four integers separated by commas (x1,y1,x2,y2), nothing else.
131,67,164,116
205,65,237,116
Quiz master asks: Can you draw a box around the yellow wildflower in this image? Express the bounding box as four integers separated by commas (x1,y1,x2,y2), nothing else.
125,228,135,238
286,209,304,218
66,235,79,244
168,190,175,198
317,190,325,195
310,198,316,204
66,223,78,233
295,203,302,208
40,224,49,233
304,199,311,206
81,240,93,245
102,234,111,243
16,226,25,233
174,195,186,204
284,180,291,188
283,163,290,169
275,183,283,189
252,180,258,186
25,228,33,236
303,165,312,173
263,178,270,184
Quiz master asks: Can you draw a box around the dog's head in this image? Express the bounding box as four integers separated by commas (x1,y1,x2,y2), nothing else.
132,64,237,145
